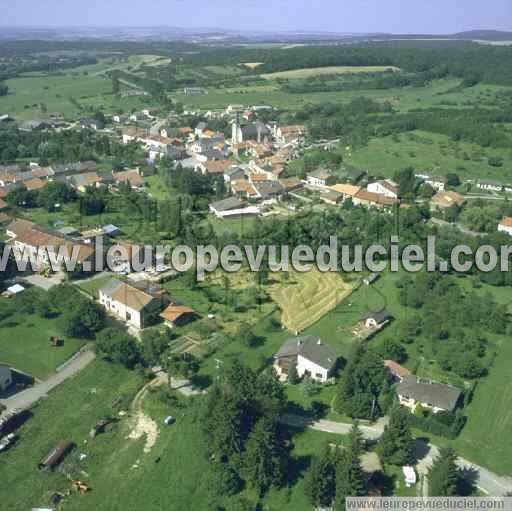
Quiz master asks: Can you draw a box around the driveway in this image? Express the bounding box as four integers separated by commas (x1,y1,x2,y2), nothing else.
281,413,512,496
0,349,96,419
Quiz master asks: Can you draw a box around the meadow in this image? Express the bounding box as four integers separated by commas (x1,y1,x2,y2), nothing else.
260,65,400,79
344,130,512,182
0,305,85,379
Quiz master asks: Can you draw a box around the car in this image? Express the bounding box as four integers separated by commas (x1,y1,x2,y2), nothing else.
163,416,175,426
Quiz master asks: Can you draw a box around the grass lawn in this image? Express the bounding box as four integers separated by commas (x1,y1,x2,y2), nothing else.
0,360,144,510
261,65,400,80
268,268,356,332
344,130,512,181
76,275,116,299
0,306,85,379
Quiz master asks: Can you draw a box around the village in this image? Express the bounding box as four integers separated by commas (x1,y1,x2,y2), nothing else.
1,28,512,508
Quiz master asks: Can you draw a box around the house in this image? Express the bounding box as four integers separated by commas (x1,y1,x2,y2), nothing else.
273,335,339,383
6,218,96,271
99,279,163,329
129,112,145,122
184,87,207,96
231,179,258,199
430,191,465,210
498,217,512,236
80,118,104,131
329,183,362,201
353,189,398,208
477,180,503,192
113,114,128,124
195,122,208,137
232,117,271,145
24,178,47,191
69,172,102,192
224,167,246,183
367,179,399,199
209,197,260,219
274,124,305,146
384,360,411,382
360,309,393,329
279,177,303,193
113,169,145,190
102,224,122,237
396,376,462,414
416,173,446,192
306,168,335,188
198,159,237,176
0,364,12,392
160,305,196,328
252,180,284,201
319,189,343,205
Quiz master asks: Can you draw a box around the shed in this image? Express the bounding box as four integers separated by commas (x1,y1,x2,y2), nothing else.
7,284,25,295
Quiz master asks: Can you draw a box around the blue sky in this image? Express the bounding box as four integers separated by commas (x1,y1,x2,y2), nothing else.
1,0,511,34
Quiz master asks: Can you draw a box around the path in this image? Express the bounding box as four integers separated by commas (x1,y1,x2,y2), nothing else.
0,349,96,419
280,414,512,496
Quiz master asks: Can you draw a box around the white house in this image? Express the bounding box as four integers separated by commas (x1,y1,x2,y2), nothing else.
0,364,12,392
396,376,462,414
274,335,339,383
367,179,399,199
477,180,503,192
306,168,335,188
99,279,163,330
498,217,512,236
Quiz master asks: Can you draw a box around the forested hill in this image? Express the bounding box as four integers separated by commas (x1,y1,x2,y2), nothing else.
184,41,512,86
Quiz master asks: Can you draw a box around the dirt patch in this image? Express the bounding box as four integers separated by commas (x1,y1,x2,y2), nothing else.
126,374,166,453
127,411,159,453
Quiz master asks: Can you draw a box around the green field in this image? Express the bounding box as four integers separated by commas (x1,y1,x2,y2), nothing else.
344,130,512,181
0,360,144,510
0,306,85,379
261,65,400,79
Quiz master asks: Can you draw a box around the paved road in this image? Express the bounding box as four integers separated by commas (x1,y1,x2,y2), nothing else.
281,414,512,496
0,349,96,419
281,413,388,440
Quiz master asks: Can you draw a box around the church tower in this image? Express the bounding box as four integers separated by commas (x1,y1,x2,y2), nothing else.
232,111,242,146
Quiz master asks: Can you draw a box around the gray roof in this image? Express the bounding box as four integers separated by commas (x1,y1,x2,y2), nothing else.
276,335,338,371
240,121,271,139
362,309,393,324
225,167,245,178
99,278,124,297
57,226,79,236
253,180,284,199
196,122,207,130
396,376,462,412
102,224,121,235
210,197,244,212
308,168,333,180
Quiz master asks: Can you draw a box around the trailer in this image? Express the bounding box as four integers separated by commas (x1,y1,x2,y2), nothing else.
38,441,75,471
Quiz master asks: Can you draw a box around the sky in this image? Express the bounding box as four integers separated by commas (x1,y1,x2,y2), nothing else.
1,0,511,34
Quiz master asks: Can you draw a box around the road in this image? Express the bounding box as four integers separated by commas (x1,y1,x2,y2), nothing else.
281,414,512,496
0,349,96,419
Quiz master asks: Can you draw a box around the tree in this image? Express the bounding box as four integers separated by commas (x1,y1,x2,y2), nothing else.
304,445,336,508
377,405,414,465
112,76,120,95
445,173,461,188
428,447,461,496
335,424,367,510
141,329,170,366
95,328,141,368
237,322,258,348
288,362,300,384
59,299,105,338
243,416,285,495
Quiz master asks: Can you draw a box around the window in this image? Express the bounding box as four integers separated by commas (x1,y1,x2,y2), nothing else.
315,373,323,379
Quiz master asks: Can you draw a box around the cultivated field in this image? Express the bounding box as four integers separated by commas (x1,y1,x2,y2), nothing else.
260,65,400,80
268,268,355,332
